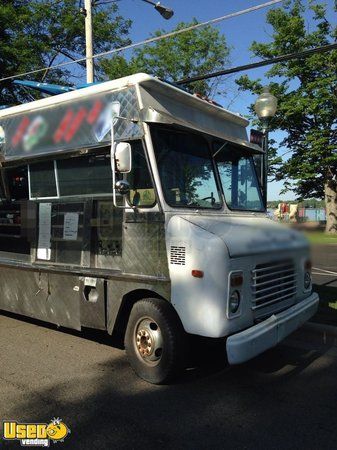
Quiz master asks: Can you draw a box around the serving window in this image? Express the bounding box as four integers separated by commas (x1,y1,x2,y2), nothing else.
29,161,58,199
29,151,113,200
0,165,33,259
0,139,156,266
36,202,87,266
27,140,156,206
58,153,112,197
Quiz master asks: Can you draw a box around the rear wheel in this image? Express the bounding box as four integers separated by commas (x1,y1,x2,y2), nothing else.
125,298,185,384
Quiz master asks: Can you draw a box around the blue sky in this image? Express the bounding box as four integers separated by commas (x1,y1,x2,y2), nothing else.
95,0,335,200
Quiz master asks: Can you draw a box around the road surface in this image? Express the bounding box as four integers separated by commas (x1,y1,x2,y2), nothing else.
312,244,337,288
1,310,337,450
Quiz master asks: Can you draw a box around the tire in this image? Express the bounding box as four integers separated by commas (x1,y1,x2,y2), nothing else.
125,298,185,384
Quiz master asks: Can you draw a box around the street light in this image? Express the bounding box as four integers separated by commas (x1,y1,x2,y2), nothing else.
141,0,174,19
254,86,278,207
82,0,174,84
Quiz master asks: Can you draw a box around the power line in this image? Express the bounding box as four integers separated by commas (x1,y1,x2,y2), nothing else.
177,42,337,84
0,0,282,84
93,1,121,5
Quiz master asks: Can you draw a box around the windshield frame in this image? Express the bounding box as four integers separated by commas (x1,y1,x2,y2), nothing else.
149,124,266,213
150,125,224,211
213,140,265,213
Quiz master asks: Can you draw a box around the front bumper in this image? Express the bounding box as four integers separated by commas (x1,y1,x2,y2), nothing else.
226,293,319,365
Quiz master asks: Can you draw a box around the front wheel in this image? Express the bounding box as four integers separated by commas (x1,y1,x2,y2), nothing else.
125,298,185,384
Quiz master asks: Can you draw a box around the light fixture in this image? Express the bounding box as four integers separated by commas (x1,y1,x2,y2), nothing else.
304,272,311,290
254,86,278,122
154,2,174,19
254,87,278,207
229,291,240,314
141,0,174,20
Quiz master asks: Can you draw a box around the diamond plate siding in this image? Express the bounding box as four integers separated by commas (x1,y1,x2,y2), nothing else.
114,88,143,141
121,212,169,278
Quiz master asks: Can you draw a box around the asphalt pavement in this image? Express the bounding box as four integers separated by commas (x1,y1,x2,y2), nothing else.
312,244,337,287
1,243,337,449
1,310,337,450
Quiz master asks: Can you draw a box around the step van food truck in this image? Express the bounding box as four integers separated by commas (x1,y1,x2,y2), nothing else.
0,74,318,383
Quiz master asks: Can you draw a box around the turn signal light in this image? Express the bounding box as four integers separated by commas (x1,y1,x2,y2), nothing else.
192,270,204,278
305,260,312,271
230,273,244,287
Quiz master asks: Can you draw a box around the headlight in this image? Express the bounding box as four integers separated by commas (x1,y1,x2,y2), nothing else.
304,271,311,290
229,290,240,314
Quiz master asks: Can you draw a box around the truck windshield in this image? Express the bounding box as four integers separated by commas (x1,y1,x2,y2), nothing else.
214,143,264,212
151,127,222,209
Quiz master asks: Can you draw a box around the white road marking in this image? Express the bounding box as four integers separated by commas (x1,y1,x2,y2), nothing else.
312,267,337,276
312,272,337,277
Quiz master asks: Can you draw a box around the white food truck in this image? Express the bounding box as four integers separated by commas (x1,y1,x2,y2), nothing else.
0,73,318,383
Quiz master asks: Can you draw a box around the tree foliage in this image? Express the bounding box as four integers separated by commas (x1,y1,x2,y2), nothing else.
0,0,131,105
236,0,337,231
100,20,230,97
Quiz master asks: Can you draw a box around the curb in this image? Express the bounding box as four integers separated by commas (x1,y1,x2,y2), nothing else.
303,321,337,337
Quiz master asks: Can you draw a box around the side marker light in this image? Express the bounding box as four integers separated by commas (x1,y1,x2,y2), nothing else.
192,270,204,278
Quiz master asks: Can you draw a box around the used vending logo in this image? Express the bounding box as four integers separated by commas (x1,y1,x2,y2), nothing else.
2,418,70,447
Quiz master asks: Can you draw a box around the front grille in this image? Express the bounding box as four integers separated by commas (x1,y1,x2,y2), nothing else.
251,259,296,311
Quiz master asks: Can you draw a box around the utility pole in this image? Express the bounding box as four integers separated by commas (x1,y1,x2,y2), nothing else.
84,0,94,83
82,0,173,83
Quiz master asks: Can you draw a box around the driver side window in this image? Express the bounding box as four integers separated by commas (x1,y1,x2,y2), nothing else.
126,141,156,208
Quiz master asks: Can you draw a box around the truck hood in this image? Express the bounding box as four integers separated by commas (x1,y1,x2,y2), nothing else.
180,215,308,258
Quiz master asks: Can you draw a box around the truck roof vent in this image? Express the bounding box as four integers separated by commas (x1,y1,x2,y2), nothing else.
170,246,186,265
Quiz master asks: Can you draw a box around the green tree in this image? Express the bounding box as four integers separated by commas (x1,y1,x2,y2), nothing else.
100,19,230,97
236,0,337,232
0,0,131,105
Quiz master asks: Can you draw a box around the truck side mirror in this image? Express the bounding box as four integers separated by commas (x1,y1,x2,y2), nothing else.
115,142,132,173
115,179,130,195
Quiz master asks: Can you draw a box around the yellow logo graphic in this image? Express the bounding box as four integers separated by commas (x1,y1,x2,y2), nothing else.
3,418,70,447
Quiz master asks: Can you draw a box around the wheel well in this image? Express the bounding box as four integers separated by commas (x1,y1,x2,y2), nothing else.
110,289,165,349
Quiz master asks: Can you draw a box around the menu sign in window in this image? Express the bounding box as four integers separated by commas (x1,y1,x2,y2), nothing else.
37,203,52,260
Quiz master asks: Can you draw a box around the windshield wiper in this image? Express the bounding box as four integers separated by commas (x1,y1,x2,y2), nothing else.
212,142,228,158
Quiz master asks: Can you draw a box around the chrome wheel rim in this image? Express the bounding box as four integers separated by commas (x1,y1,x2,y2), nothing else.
135,317,163,365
